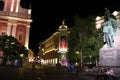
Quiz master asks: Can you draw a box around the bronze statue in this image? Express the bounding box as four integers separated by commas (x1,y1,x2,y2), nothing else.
103,8,119,47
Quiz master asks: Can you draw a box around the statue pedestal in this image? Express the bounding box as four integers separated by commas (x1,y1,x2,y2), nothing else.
98,47,120,74
99,48,120,66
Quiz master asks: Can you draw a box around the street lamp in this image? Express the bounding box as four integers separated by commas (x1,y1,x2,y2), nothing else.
42,48,44,55
76,51,80,60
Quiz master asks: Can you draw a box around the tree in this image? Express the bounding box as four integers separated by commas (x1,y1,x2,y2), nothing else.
67,14,103,65
0,35,28,64
67,28,80,63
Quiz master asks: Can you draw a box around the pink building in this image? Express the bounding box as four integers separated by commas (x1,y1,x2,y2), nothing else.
0,0,32,49
0,0,34,62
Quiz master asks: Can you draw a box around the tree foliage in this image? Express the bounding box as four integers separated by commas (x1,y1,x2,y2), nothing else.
67,14,103,64
0,35,28,61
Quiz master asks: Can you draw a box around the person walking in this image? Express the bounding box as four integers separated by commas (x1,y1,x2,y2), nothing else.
67,63,75,73
32,61,36,68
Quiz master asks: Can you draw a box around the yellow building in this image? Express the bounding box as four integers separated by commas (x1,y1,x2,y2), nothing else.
38,20,70,66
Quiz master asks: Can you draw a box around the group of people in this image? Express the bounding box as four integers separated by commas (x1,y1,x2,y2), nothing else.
56,63,80,73
67,63,89,76
97,67,116,80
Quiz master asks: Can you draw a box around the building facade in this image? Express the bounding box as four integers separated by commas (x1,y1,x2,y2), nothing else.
0,0,34,62
38,20,70,66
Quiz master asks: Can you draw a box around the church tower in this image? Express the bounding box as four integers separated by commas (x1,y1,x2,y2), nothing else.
0,0,32,49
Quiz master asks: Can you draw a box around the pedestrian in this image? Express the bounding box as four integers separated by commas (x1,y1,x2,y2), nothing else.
67,63,75,72
82,65,89,74
14,59,19,67
103,68,109,80
96,67,103,80
109,68,116,80
32,61,36,68
56,62,61,71
75,64,80,73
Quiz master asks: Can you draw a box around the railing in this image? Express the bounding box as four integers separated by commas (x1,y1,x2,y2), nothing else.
0,11,31,19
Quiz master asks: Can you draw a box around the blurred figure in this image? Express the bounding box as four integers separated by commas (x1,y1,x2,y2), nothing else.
56,62,61,71
67,63,75,72
96,67,103,80
103,68,109,80
82,65,89,74
109,68,116,80
32,61,36,68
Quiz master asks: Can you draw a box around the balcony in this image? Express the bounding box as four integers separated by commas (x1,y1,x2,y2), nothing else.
0,11,31,19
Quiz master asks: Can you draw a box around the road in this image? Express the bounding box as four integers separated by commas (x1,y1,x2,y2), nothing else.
0,64,79,80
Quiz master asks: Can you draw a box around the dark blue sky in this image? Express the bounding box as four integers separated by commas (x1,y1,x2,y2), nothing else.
20,0,120,53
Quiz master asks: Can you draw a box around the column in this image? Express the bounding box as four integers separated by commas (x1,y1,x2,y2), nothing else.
7,23,12,36
15,0,20,13
25,25,30,49
10,0,15,12
12,23,17,37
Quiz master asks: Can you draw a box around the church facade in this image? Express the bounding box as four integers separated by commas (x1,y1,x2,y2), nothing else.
0,0,32,49
0,0,34,62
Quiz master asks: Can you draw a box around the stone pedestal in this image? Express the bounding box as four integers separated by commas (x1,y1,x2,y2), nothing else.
99,48,120,66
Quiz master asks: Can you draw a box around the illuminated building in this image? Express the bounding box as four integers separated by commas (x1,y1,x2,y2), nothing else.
0,0,34,61
38,20,70,66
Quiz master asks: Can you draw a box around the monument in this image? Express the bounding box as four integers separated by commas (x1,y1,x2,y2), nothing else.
99,8,120,74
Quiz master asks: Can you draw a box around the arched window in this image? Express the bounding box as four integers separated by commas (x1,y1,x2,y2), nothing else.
0,1,4,11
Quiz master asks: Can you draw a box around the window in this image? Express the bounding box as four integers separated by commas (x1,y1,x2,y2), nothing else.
1,26,7,35
18,32,23,41
0,1,4,11
1,32,6,36
19,34,23,41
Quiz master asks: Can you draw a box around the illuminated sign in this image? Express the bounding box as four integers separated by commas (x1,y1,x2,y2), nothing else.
59,35,67,52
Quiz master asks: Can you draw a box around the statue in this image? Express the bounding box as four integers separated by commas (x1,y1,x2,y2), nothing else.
103,8,120,48
98,8,120,69
103,21,114,47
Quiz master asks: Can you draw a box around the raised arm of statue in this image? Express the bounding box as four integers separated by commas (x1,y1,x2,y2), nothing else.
104,8,110,21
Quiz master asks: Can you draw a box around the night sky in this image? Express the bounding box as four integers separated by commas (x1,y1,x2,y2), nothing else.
20,0,120,53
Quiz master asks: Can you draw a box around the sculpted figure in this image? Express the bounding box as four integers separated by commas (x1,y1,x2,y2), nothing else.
103,8,120,47
103,21,114,47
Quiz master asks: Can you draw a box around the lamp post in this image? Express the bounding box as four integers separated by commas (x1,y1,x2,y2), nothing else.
78,32,83,67
76,51,82,67
80,51,82,67
89,55,92,64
